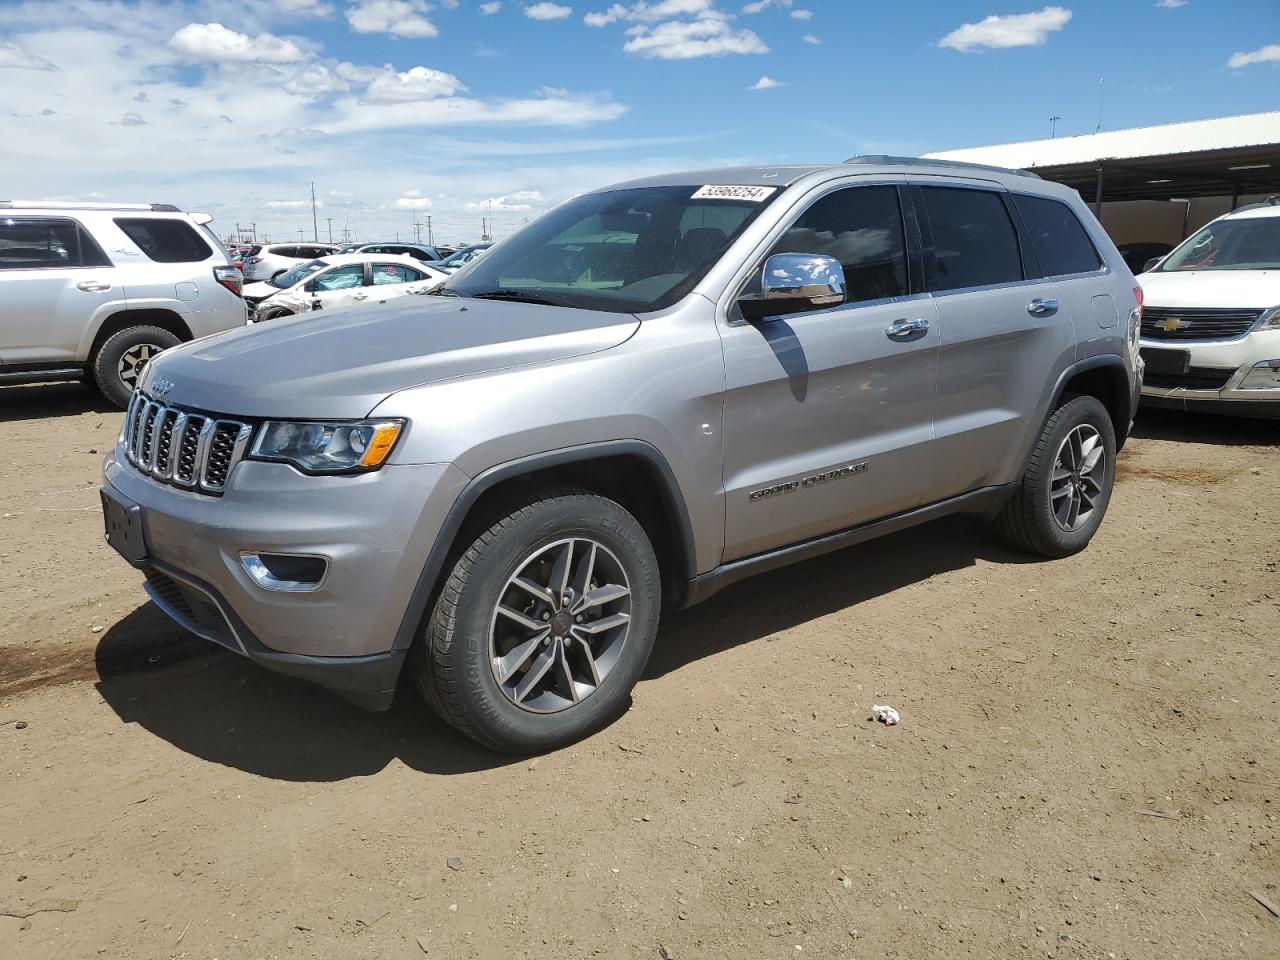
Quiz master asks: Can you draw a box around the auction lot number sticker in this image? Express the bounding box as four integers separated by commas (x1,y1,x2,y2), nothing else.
692,185,778,202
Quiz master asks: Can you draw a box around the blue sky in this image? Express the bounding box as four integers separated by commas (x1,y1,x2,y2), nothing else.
1,0,1276,245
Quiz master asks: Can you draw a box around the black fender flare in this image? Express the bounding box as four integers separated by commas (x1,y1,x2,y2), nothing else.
390,439,698,654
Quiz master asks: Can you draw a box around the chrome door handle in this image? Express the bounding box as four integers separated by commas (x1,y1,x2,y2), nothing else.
885,317,930,338
1027,297,1059,315
76,280,110,292
352,293,368,301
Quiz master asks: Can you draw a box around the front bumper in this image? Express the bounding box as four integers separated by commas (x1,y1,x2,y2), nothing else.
1139,329,1280,415
102,450,469,708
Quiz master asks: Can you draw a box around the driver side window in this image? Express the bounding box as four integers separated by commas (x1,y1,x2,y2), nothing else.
768,186,909,303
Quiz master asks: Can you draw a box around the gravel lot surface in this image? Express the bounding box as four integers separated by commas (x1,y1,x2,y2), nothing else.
2,382,1277,959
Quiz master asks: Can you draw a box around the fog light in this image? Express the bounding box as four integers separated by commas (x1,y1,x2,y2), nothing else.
240,552,328,592
1238,359,1280,391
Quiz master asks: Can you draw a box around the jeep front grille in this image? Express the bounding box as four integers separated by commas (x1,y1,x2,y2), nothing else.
123,391,252,495
1141,306,1264,341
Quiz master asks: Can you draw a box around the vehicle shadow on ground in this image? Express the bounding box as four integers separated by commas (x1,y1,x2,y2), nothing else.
0,381,116,422
1131,408,1279,446
646,514,1027,679
93,515,1028,781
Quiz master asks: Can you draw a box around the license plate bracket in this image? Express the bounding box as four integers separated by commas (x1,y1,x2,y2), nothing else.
1140,347,1190,376
101,487,148,563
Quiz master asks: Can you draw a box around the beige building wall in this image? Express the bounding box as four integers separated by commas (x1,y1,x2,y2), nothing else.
1096,193,1271,246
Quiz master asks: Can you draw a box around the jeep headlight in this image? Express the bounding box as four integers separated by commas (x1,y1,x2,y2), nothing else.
250,419,404,474
1260,306,1280,329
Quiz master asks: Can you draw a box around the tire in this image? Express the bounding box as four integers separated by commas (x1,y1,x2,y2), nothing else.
256,308,293,322
91,325,181,409
996,394,1117,558
413,487,661,753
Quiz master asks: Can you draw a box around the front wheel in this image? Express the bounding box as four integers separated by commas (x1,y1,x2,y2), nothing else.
413,487,661,753
91,325,181,408
995,394,1117,558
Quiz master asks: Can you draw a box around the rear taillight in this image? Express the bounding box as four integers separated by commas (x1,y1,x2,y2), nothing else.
214,265,243,298
1132,285,1143,317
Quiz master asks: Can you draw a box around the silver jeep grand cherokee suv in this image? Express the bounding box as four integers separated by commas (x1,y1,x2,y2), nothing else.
101,158,1142,753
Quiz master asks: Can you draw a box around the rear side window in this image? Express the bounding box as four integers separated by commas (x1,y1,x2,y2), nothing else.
311,264,365,291
114,217,212,263
0,217,110,269
1013,194,1102,276
372,263,421,284
768,185,909,302
921,187,1023,291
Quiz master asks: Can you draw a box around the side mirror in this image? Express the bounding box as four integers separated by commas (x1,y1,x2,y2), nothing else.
1142,256,1163,273
738,253,846,320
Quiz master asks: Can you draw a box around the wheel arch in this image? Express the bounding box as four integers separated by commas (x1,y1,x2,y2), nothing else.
86,308,195,362
1050,354,1133,447
391,440,698,656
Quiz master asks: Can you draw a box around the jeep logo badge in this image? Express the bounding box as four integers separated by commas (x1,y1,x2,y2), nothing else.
151,376,175,397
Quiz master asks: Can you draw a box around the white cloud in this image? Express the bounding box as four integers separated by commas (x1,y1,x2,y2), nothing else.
938,6,1072,53
364,65,468,103
169,22,308,62
281,63,348,97
346,0,439,38
465,189,546,212
395,189,432,209
801,33,818,44
1156,0,1186,7
265,198,314,208
623,14,768,59
118,111,146,126
480,0,502,11
749,74,783,89
1228,44,1280,68
585,0,710,25
0,40,58,70
789,7,811,20
524,2,572,19
275,0,334,14
323,91,626,134
742,0,789,12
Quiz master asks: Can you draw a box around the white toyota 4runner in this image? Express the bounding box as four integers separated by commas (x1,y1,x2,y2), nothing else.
0,201,246,407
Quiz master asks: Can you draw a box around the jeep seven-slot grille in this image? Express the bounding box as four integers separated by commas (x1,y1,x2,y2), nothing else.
123,391,252,495
1141,306,1264,341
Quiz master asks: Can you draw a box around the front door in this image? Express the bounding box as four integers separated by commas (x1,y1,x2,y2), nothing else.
306,263,368,312
719,183,939,562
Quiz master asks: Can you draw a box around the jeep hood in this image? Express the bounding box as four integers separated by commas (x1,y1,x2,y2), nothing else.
140,296,640,419
1138,268,1280,310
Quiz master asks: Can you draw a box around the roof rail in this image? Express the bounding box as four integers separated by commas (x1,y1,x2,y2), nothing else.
844,154,1042,180
0,200,182,212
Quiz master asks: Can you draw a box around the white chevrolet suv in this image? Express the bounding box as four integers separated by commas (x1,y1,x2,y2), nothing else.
0,201,246,407
1138,198,1280,417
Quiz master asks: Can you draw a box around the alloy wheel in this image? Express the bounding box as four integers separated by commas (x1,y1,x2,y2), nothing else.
1051,424,1105,532
488,537,632,714
117,343,161,390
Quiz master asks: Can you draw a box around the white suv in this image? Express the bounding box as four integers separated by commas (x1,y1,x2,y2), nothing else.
241,242,340,282
242,253,447,321
1138,197,1280,417
0,201,246,407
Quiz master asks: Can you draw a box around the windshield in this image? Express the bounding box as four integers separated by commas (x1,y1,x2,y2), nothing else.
444,185,777,312
272,258,330,289
1158,216,1280,272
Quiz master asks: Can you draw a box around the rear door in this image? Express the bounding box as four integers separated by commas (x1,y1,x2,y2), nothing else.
912,179,1075,501
719,181,940,561
0,216,116,364
306,263,367,312
367,262,434,302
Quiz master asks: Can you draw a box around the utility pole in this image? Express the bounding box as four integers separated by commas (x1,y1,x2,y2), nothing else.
250,222,257,242
297,227,304,241
310,181,319,241
1050,115,1061,138
1094,77,1105,133
426,215,433,246
325,217,333,243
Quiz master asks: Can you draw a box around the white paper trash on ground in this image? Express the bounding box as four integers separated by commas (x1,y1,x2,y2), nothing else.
871,704,900,726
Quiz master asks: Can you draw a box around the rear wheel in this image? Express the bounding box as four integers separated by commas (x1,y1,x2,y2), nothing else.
413,487,661,753
996,394,1116,557
91,325,181,408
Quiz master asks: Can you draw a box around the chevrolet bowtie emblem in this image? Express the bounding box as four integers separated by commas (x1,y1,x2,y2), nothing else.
1158,317,1189,332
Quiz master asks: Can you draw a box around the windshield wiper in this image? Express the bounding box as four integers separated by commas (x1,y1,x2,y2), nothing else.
429,286,461,297
468,289,576,308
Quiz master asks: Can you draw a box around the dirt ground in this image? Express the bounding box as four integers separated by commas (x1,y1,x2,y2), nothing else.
1,381,1277,960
